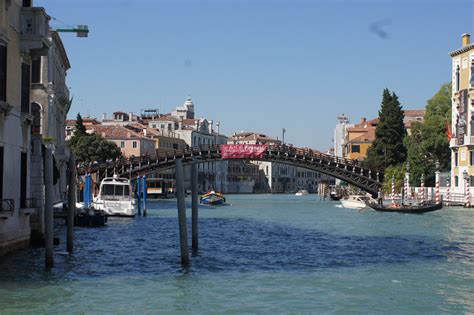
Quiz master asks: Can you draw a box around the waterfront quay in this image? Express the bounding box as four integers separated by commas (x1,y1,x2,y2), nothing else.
1,195,473,313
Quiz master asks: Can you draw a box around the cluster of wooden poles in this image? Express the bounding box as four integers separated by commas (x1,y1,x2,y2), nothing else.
44,147,76,269
175,159,199,266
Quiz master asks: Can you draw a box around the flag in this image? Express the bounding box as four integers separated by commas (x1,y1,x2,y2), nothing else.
445,119,452,140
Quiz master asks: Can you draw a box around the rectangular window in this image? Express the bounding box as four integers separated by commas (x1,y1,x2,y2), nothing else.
22,0,32,7
20,152,27,208
455,176,459,187
351,145,360,153
471,151,474,166
0,45,6,102
21,63,31,113
31,57,41,84
120,141,125,148
133,141,137,148
455,152,459,166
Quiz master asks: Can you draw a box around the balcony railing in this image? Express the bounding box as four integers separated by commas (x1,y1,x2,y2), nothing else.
21,198,37,209
20,7,50,55
0,199,15,213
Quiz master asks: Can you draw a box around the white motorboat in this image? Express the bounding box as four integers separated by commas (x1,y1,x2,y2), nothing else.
295,190,309,196
339,195,372,209
93,175,136,217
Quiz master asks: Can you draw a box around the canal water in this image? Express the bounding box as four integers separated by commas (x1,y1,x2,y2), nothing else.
0,194,473,313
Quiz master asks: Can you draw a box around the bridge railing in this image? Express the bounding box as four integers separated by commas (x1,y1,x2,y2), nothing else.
76,144,380,183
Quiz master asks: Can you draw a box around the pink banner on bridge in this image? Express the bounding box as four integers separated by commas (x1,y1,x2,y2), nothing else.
221,144,268,159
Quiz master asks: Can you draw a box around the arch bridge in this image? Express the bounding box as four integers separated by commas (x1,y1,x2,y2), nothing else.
77,145,384,196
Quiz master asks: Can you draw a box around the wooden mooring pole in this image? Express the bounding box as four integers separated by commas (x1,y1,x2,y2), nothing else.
175,158,190,266
191,161,199,250
67,154,76,254
44,147,54,268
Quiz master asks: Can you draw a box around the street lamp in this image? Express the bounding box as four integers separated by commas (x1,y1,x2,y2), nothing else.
463,169,469,181
435,160,440,171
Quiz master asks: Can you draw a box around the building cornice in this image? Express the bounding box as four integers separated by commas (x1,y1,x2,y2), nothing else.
450,44,474,57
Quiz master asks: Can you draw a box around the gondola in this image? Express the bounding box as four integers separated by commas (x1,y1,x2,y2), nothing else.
366,201,443,214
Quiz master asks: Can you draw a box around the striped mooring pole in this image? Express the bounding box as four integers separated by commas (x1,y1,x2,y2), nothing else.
435,174,440,205
391,175,395,205
404,177,408,204
446,178,450,207
466,177,471,208
420,174,425,204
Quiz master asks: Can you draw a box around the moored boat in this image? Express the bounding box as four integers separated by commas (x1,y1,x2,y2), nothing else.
366,201,443,214
200,191,226,205
93,175,136,217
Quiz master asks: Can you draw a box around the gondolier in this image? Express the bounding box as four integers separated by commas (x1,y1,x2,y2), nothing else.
377,188,383,206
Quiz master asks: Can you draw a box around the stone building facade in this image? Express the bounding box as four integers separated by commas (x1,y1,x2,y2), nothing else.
0,0,53,255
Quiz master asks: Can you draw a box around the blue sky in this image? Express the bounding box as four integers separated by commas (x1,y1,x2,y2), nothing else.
38,0,473,150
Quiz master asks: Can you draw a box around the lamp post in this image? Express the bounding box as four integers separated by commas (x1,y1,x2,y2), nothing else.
463,169,470,207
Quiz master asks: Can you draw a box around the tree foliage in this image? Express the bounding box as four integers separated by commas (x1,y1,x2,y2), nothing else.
383,164,405,194
366,89,407,170
75,113,87,136
68,114,122,164
405,83,451,186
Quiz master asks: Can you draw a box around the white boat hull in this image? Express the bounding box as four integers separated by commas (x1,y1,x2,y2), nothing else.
339,199,367,209
93,200,137,217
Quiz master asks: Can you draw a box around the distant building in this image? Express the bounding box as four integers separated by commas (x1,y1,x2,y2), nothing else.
344,110,425,161
345,118,378,161
65,117,100,140
87,125,155,158
333,114,353,158
449,33,474,194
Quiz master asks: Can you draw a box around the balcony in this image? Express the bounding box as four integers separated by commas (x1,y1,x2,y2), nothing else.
0,199,14,219
55,84,70,107
20,198,37,215
20,7,50,56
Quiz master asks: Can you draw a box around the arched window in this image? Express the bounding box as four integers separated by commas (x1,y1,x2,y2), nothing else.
31,102,42,134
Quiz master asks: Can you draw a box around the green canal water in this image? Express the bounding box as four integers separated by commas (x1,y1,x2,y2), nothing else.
0,194,473,314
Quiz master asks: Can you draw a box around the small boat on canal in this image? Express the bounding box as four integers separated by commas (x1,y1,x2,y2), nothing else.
295,190,309,196
339,195,372,209
200,191,226,205
93,175,136,217
366,201,443,214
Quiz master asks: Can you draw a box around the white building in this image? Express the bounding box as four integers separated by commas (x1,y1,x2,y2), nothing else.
333,114,352,158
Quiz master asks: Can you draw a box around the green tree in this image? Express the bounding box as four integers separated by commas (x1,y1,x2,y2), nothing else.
366,89,407,170
383,164,405,194
75,113,87,136
405,83,452,186
68,133,122,164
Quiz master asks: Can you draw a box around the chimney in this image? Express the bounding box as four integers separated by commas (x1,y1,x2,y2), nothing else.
178,117,183,130
129,112,133,121
209,120,214,133
360,117,366,124
216,121,220,135
143,129,147,137
195,119,199,130
462,33,471,47
102,113,106,120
